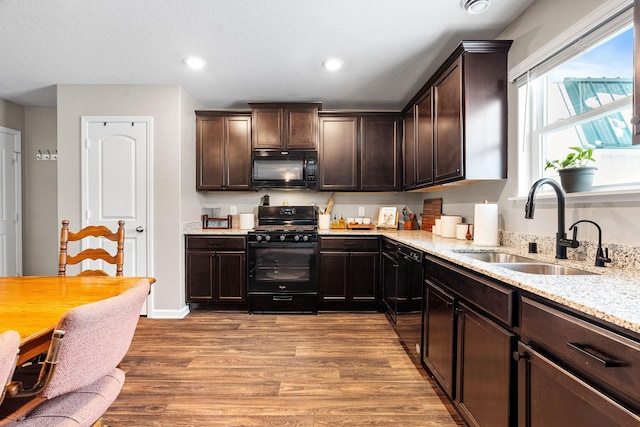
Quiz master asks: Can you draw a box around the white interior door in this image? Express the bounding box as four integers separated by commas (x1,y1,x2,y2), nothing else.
0,127,21,277
81,117,152,310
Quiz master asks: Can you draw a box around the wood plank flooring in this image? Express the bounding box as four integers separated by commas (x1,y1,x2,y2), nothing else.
104,311,465,426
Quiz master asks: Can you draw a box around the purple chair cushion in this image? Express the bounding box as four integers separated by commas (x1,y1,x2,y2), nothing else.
3,368,125,426
0,331,20,402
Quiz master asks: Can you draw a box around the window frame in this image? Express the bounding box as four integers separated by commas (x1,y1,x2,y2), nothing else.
514,3,637,197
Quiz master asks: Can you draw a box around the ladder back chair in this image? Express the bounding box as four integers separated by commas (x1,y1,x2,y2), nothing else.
58,220,126,277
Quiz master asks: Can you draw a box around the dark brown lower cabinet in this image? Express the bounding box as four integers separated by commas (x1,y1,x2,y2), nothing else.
456,302,514,427
515,342,640,427
422,282,456,398
318,237,379,311
185,236,246,309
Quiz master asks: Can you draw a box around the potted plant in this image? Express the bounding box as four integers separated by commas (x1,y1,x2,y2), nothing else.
544,146,597,192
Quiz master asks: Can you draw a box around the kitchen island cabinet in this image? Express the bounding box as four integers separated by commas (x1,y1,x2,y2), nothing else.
185,235,247,309
250,103,321,150
318,113,399,191
318,236,380,311
195,112,251,191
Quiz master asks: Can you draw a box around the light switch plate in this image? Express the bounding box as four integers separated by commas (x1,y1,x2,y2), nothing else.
358,206,365,216
230,206,237,215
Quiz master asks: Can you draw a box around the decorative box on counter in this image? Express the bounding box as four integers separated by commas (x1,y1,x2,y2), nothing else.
201,214,232,229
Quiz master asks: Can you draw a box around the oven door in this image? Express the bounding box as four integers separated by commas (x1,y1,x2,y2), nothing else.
248,242,317,293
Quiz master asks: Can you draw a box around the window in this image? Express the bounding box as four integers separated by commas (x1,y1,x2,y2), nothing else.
518,7,639,191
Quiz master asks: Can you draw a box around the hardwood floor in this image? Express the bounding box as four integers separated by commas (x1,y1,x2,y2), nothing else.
104,311,465,426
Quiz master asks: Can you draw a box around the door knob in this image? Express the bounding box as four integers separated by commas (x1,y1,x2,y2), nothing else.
136,226,144,233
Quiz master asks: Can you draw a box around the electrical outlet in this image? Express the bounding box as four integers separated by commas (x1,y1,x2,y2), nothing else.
358,206,365,216
230,206,237,215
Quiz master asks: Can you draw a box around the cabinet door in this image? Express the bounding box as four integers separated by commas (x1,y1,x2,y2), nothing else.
434,57,463,183
382,251,398,318
252,107,283,149
196,115,224,190
415,89,434,186
403,108,416,190
216,251,246,302
225,116,252,190
186,252,214,301
318,251,349,302
423,282,456,398
286,106,318,149
456,302,514,427
318,116,358,190
516,342,640,427
360,115,399,191
350,252,378,301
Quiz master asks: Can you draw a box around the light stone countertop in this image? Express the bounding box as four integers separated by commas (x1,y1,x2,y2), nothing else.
184,222,640,335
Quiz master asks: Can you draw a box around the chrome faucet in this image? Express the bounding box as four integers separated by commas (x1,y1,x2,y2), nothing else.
569,220,612,267
524,178,579,259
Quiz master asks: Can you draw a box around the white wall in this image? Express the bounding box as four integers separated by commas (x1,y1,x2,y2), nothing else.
23,107,58,275
57,84,190,316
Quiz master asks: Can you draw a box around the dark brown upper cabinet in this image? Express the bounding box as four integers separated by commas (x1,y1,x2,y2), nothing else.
404,89,434,190
250,103,321,150
195,111,252,191
402,40,512,189
319,113,400,191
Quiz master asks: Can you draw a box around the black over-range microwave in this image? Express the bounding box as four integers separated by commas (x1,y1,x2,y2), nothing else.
251,150,317,190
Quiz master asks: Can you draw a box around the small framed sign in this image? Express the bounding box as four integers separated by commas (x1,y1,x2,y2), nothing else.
202,214,232,229
377,207,398,229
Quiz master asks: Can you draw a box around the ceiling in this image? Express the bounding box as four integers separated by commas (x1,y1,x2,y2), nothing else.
0,0,534,110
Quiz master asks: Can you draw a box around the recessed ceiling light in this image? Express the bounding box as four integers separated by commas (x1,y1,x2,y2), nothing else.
183,56,206,70
461,0,491,14
322,57,344,71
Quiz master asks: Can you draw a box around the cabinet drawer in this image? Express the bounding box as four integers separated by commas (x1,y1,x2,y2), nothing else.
424,255,514,326
381,238,398,254
319,237,379,251
186,236,246,251
521,296,640,411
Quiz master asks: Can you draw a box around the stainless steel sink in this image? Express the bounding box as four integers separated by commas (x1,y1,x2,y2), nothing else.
495,262,596,275
457,252,536,263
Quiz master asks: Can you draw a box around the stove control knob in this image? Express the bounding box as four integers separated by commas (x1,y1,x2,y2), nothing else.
294,235,300,242
256,235,263,242
303,235,309,242
265,235,271,242
279,235,286,242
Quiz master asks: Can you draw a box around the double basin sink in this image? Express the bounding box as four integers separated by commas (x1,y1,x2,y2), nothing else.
456,251,596,276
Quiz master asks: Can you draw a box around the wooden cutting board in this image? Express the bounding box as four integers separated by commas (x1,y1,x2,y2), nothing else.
421,198,443,231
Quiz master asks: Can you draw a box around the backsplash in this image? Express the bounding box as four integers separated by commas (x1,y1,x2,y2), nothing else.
501,231,640,271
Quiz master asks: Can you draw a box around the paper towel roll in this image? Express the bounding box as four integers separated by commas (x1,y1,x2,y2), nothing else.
473,203,499,246
441,215,462,238
239,213,255,230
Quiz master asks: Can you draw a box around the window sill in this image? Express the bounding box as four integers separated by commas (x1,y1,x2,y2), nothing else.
508,186,640,206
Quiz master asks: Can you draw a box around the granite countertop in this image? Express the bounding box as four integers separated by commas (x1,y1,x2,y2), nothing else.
183,222,640,335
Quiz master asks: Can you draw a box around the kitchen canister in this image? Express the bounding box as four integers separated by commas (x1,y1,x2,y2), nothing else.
440,215,462,238
318,214,331,230
434,218,442,236
239,213,255,230
456,223,473,240
473,201,499,246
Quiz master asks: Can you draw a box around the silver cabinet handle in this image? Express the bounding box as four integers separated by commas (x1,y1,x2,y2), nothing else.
136,226,144,233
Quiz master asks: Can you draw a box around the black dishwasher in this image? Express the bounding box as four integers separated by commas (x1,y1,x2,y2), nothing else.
384,241,424,364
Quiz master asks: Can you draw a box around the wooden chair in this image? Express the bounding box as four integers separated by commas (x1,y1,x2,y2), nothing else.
0,280,150,426
0,331,20,407
58,220,125,277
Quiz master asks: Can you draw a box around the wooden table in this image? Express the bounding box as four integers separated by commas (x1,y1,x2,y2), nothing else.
0,276,154,364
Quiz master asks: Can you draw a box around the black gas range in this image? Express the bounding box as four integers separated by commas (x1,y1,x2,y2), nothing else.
247,206,318,314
